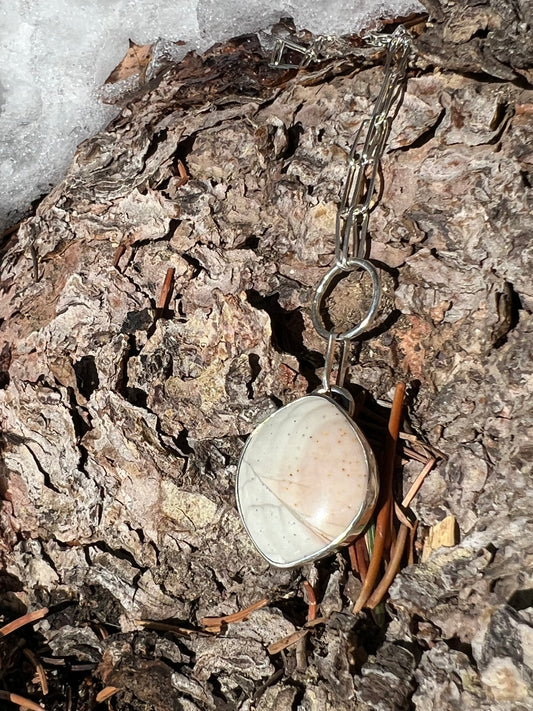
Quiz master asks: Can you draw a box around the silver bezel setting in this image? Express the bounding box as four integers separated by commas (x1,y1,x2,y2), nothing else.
236,393,379,568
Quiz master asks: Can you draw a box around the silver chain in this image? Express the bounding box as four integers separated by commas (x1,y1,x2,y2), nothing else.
271,26,413,413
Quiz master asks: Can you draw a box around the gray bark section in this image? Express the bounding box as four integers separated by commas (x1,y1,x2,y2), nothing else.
0,9,532,711
418,0,533,80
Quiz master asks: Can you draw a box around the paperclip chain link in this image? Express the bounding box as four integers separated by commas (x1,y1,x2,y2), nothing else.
271,26,413,401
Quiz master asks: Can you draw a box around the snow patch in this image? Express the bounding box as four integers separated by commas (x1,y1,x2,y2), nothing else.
0,0,422,231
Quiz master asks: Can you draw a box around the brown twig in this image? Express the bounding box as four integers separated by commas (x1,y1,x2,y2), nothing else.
393,502,415,529
93,623,109,640
402,434,443,460
355,536,370,581
398,432,418,442
267,617,327,656
302,581,317,622
402,458,437,507
353,383,405,613
112,232,137,269
267,629,308,655
295,634,308,671
401,446,428,463
135,620,211,637
348,542,359,572
200,598,269,633
304,615,328,629
348,536,370,579
176,160,190,187
0,690,45,711
23,648,49,696
0,607,49,637
156,267,175,311
365,523,409,609
112,242,126,268
253,669,284,703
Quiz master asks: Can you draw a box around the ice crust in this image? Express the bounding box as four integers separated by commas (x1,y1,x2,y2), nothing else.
0,0,422,231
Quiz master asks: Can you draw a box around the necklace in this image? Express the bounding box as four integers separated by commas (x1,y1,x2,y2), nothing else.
236,26,413,568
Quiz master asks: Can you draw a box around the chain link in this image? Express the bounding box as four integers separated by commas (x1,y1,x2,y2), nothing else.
269,34,358,69
336,27,412,264
272,26,413,402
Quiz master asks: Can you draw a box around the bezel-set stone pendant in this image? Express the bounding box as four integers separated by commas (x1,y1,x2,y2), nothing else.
236,393,379,568
236,27,412,569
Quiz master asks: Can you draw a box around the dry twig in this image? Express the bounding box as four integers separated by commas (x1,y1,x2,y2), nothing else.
353,383,405,613
135,620,211,637
267,629,308,655
199,598,269,633
365,523,409,609
355,536,369,580
0,608,49,637
302,581,317,622
348,542,359,572
23,648,49,696
0,690,45,711
156,267,175,311
402,458,437,507
176,159,189,187
408,520,419,566
401,446,428,463
394,501,415,529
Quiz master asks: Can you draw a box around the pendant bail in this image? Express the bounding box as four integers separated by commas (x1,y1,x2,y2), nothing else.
317,335,355,416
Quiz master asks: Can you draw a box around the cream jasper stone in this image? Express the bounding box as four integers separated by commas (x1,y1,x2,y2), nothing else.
236,394,379,567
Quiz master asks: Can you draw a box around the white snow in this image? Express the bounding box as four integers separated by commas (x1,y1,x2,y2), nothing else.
0,0,423,231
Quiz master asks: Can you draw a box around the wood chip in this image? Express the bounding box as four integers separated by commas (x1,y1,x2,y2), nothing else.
421,515,458,562
95,686,120,703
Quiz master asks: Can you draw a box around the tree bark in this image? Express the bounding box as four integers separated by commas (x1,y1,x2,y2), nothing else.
0,7,532,710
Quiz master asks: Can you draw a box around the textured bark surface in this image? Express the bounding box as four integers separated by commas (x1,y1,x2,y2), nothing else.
417,0,533,80
1,5,532,710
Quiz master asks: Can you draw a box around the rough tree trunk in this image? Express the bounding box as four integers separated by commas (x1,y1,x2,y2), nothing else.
0,2,532,710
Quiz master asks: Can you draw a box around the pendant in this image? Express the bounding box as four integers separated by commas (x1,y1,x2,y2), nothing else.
236,393,379,568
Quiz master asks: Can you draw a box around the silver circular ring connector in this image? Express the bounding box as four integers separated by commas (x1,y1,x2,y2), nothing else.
311,258,381,341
